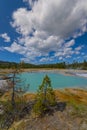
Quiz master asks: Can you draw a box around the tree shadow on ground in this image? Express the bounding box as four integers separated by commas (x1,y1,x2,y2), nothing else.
40,102,66,117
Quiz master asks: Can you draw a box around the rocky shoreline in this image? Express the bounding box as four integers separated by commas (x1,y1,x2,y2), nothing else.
0,68,87,76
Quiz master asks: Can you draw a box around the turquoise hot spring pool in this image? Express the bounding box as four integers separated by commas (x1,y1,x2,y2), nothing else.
17,71,87,92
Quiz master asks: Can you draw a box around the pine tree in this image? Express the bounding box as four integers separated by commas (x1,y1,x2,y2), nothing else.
6,63,28,109
33,75,56,115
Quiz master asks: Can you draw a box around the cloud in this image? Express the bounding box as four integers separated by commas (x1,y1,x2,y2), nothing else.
11,8,33,36
5,0,87,63
4,42,27,54
12,0,87,37
55,40,75,57
0,33,11,42
75,46,84,51
65,40,75,47
4,38,82,64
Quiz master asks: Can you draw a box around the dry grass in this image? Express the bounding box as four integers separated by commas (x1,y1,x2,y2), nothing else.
55,88,87,105
0,88,87,105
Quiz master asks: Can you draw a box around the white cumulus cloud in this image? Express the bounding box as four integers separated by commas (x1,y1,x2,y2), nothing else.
0,33,11,42
4,0,87,63
12,0,87,37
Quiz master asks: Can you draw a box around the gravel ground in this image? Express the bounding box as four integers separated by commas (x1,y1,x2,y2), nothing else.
20,105,87,130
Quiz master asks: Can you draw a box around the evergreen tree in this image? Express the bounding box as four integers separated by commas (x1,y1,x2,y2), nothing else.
33,75,56,115
6,63,28,108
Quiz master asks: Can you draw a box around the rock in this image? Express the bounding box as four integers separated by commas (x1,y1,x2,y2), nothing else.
0,80,8,91
55,102,66,112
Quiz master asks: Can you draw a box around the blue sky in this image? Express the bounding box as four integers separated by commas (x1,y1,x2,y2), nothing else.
0,0,87,64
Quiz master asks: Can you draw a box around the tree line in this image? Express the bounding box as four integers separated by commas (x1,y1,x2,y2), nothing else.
0,60,87,69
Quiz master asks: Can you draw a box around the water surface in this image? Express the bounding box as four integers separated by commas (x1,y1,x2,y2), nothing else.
18,72,87,92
